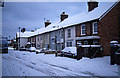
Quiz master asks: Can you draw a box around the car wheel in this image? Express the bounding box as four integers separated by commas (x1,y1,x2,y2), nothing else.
72,54,75,58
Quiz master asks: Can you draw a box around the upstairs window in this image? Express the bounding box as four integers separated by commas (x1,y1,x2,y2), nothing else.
67,29,71,38
93,22,98,34
81,24,86,35
61,30,63,38
37,36,39,41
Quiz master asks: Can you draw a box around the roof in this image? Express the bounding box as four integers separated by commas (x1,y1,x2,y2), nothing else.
16,31,34,38
58,2,116,28
17,2,118,38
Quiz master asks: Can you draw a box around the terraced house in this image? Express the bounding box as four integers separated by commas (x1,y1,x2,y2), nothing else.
16,1,120,56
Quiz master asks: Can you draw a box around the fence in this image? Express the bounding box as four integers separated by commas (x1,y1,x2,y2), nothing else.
77,45,103,60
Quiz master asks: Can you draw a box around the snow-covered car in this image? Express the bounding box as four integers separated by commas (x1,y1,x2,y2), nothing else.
36,49,43,54
29,47,36,52
61,47,77,58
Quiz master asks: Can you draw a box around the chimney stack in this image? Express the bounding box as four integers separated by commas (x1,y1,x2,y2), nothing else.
60,12,68,22
45,20,51,28
88,1,98,11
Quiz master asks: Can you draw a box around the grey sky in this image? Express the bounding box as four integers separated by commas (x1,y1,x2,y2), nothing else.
2,2,105,39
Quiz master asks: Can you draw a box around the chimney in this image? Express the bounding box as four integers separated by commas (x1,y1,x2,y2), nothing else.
45,20,51,27
88,1,98,11
60,12,68,22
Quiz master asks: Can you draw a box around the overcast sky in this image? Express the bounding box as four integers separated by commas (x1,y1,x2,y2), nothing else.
2,2,105,39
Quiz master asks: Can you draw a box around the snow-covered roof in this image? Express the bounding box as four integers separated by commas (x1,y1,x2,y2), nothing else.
29,21,60,36
17,2,118,38
16,31,34,38
58,2,116,28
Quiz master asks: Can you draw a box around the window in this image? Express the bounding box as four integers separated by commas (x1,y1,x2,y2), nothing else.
41,37,42,41
61,30,63,38
37,36,39,41
67,29,71,38
45,36,47,40
81,24,86,35
93,22,98,34
37,44,40,48
77,41,82,45
67,42,72,47
84,40,88,45
33,37,35,42
59,31,60,34
93,40,99,45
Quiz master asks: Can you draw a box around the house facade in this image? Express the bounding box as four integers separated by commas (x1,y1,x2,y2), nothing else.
16,1,120,56
65,26,76,47
49,28,65,51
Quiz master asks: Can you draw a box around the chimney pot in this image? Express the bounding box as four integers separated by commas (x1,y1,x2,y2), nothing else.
88,1,98,11
45,20,51,27
63,12,65,14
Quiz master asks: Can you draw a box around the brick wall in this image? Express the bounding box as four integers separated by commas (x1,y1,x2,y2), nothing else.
98,2,120,55
76,20,98,37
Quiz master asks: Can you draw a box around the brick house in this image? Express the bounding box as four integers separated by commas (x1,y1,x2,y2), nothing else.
74,2,120,55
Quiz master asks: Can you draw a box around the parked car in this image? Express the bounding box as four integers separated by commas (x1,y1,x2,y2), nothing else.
29,47,36,52
61,47,77,58
36,48,50,54
36,49,42,54
0,38,8,53
19,47,26,51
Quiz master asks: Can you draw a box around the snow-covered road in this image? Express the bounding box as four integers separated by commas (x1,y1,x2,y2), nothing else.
2,49,118,76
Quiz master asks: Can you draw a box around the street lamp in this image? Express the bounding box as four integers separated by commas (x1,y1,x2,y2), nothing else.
19,27,21,50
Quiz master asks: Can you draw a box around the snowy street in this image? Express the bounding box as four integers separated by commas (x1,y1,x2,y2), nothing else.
2,48,118,76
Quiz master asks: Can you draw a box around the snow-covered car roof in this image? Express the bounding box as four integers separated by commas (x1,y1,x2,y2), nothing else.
62,47,77,54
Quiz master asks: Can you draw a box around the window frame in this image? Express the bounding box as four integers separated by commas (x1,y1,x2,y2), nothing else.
81,24,86,35
93,22,98,34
